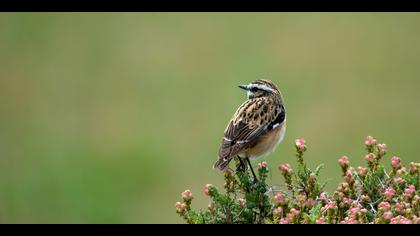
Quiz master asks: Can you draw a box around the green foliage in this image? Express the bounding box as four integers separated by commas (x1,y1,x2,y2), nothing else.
176,136,420,224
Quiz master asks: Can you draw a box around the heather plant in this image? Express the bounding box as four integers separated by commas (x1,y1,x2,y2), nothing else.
175,136,420,224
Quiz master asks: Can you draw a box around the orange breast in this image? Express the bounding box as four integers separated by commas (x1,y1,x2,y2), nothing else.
239,123,286,160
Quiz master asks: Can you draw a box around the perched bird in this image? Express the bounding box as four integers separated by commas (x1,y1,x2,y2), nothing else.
214,79,286,180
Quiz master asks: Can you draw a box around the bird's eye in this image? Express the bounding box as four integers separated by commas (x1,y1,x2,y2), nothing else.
250,87,258,92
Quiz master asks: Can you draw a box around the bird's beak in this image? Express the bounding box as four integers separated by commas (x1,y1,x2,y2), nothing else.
238,84,248,90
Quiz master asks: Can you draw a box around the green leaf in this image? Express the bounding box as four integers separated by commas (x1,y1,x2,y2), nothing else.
315,164,325,176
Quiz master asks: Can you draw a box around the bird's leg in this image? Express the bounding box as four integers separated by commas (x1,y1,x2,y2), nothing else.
235,156,246,173
246,157,258,183
236,156,251,193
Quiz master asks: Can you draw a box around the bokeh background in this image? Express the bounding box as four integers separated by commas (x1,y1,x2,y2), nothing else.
0,13,419,223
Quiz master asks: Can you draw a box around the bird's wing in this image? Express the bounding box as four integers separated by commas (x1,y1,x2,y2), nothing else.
214,98,284,170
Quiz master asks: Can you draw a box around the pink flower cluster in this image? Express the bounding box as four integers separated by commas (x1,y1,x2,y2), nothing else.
321,201,337,212
360,194,371,203
274,193,288,205
391,156,401,169
364,153,375,163
273,207,283,217
390,216,412,224
176,135,419,224
295,138,306,152
410,162,419,173
394,177,404,185
378,201,391,211
384,187,396,200
405,185,415,196
319,192,328,200
383,211,393,220
338,156,349,168
357,166,368,176
289,208,300,218
378,143,387,156
257,161,268,169
279,164,293,175
279,218,288,224
279,208,300,224
343,169,355,185
365,136,377,146
337,182,349,192
204,184,214,196
175,202,187,214
182,190,193,201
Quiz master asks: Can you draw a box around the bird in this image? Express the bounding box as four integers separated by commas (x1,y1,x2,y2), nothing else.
213,79,286,181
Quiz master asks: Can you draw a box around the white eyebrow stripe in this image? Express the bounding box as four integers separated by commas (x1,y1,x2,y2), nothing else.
252,84,276,93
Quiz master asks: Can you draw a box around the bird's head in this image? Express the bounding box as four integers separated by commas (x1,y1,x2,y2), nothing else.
238,79,280,99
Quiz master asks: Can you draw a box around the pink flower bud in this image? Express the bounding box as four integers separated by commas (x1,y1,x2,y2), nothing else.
383,211,392,220
295,138,306,151
257,161,268,169
175,202,187,213
410,162,418,173
394,177,404,185
279,218,288,224
338,182,349,192
320,192,328,200
405,185,415,196
238,198,246,207
341,217,358,224
364,153,375,162
396,167,407,175
336,192,345,199
395,202,405,213
204,184,213,196
273,207,283,217
365,136,377,146
321,201,337,212
391,156,401,168
344,171,354,184
378,143,387,155
384,187,396,200
316,218,325,224
342,197,352,205
351,201,362,208
274,193,287,205
289,208,300,217
390,216,412,224
338,156,350,168
378,202,391,211
361,195,371,202
279,163,293,175
181,190,193,201
357,166,368,176
349,206,360,217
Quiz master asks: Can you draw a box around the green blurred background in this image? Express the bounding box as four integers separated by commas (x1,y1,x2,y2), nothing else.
0,13,419,223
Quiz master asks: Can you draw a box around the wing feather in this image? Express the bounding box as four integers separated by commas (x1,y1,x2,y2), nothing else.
214,97,284,170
